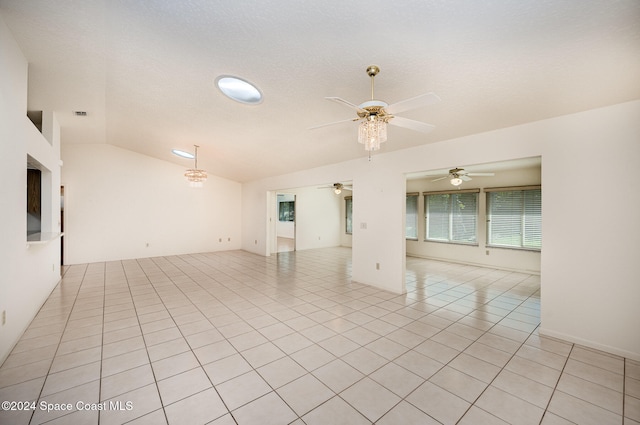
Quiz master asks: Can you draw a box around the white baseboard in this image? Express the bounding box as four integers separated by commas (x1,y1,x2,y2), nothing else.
539,327,640,362
406,253,541,275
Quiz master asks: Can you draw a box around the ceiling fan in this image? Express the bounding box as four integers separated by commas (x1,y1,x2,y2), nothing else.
311,65,440,156
431,168,495,186
318,182,352,194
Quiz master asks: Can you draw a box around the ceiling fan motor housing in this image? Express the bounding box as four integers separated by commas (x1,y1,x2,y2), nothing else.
357,100,390,119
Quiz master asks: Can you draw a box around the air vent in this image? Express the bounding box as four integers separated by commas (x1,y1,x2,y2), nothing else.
74,111,87,116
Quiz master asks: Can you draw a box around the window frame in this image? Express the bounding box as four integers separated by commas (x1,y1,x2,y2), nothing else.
423,189,480,245
406,193,419,240
345,196,353,235
278,201,295,222
485,185,541,251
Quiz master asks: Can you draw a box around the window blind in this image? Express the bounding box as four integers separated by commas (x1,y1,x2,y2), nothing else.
425,192,478,244
406,194,419,240
345,197,353,234
487,188,541,250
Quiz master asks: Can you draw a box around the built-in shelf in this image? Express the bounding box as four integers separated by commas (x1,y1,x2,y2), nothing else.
27,232,63,245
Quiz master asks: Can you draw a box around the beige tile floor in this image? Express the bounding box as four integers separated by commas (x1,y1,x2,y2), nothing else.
276,237,295,253
0,247,638,425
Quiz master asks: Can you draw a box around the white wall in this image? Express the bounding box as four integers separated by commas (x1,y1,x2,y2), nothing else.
61,144,242,264
539,101,640,360
1,17,62,364
242,100,640,360
406,166,541,273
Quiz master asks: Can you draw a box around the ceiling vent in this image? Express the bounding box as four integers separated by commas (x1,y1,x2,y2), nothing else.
74,111,87,116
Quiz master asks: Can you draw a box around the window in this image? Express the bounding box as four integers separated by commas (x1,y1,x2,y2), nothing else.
345,196,353,234
487,187,541,250
425,191,478,244
406,193,419,240
278,201,294,222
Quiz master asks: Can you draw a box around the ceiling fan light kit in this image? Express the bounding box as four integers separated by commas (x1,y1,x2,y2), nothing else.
313,65,440,160
431,167,496,187
318,182,352,194
358,115,388,151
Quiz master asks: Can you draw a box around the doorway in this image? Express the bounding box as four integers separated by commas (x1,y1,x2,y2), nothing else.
276,193,296,253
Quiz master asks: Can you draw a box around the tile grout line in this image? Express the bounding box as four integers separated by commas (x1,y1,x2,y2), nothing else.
537,343,575,425
27,263,89,425
117,259,170,425
142,256,240,424
153,254,308,423
435,293,544,424
175,251,395,422
97,262,106,425
623,358,626,422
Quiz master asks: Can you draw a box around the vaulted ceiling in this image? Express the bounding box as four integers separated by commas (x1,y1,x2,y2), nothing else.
2,0,639,182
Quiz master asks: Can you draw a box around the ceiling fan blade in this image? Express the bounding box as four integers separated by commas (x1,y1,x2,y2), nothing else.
386,92,441,115
325,97,368,114
308,117,359,130
461,175,473,181
431,176,448,182
389,116,435,134
467,172,495,177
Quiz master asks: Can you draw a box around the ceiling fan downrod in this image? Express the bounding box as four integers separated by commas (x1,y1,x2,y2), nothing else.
366,65,380,100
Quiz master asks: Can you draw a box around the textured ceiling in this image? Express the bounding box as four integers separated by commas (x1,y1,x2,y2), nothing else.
1,0,639,182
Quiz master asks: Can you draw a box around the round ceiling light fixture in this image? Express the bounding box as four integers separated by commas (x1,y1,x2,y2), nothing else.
215,76,263,104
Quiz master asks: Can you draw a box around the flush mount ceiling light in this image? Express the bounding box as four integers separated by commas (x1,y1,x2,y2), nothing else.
183,145,207,187
215,76,263,104
171,149,195,159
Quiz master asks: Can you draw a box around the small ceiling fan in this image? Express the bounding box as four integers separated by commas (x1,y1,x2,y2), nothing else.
318,182,352,194
431,168,495,186
311,65,440,155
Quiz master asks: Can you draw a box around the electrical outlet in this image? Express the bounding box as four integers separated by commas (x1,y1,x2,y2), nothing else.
219,238,222,242
376,263,380,270
486,250,490,255
146,243,150,247
2,310,6,326
255,240,258,244
228,237,231,242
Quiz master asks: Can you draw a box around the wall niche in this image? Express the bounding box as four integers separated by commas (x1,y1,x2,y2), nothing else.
27,166,42,236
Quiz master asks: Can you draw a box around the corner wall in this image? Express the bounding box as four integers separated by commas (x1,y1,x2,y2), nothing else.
539,101,640,359
0,17,62,364
61,144,242,264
